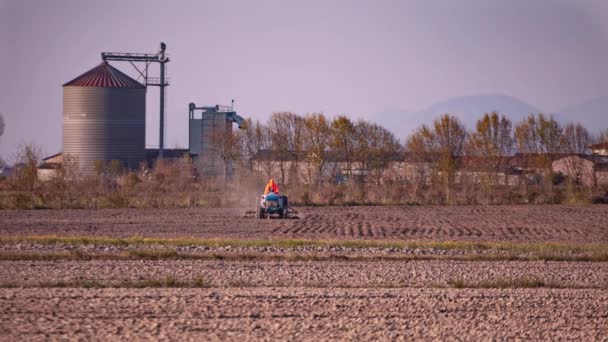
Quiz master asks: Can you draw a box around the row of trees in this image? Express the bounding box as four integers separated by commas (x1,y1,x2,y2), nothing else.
406,113,603,203
228,112,402,185
204,111,608,205
2,111,607,208
217,111,604,179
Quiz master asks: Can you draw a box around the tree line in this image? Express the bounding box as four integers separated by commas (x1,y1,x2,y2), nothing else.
2,111,607,209
220,111,605,174
210,111,607,205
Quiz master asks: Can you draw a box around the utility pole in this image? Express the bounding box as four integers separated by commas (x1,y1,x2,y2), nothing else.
102,42,170,158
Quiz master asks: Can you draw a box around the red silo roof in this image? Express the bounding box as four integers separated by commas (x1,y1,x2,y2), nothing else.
63,62,145,88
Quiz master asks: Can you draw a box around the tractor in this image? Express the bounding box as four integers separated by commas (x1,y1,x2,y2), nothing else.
256,192,289,219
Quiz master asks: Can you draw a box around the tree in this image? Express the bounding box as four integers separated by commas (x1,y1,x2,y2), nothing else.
514,113,562,155
238,119,271,172
467,112,513,158
210,129,242,184
0,113,4,139
598,129,608,144
330,115,356,172
466,112,514,189
514,114,563,202
12,144,41,191
0,114,4,168
268,112,305,184
302,113,331,185
560,122,593,191
353,120,401,184
561,122,590,155
406,114,467,204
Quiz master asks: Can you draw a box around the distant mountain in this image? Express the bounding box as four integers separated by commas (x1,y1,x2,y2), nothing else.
376,94,543,141
558,96,608,132
423,95,542,125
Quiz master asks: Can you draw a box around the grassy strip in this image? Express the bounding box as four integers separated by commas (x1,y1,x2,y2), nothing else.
0,250,422,262
1,249,608,262
2,234,607,254
447,277,572,289
0,276,604,289
0,277,211,289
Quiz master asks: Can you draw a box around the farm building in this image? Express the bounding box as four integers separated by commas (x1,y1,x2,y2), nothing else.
250,150,608,187
590,142,608,156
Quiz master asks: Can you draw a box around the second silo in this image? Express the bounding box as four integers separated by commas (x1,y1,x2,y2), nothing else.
63,62,146,171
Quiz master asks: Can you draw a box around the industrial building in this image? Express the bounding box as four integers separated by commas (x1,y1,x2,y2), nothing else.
188,103,245,176
39,43,245,179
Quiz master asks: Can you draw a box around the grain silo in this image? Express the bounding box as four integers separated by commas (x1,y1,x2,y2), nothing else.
189,103,245,176
63,62,146,171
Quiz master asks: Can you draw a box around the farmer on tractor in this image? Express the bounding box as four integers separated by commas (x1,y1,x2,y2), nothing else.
255,178,289,219
264,178,279,195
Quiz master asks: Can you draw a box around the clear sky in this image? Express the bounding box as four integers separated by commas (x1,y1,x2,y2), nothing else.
1,0,607,159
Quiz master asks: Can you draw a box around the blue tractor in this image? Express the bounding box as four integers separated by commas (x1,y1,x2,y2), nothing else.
256,192,289,219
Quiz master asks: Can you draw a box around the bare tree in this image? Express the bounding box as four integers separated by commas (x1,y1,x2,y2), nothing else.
559,122,593,191
0,113,4,168
514,114,563,202
330,115,356,173
466,112,514,190
11,144,41,191
302,113,331,185
468,112,513,158
407,114,466,204
561,122,590,154
238,118,258,171
515,113,563,155
598,129,608,144
268,112,304,184
0,113,4,139
210,129,242,184
238,119,271,172
353,120,401,184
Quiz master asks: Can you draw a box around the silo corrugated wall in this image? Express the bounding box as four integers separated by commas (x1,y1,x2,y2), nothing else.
199,111,232,176
63,63,146,172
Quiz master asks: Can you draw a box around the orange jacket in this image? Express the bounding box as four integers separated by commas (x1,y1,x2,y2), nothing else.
264,179,279,195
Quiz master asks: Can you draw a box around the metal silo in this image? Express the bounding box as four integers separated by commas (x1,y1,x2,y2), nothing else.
188,103,245,177
63,62,146,172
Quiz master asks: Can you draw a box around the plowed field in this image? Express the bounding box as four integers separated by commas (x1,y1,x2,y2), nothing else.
1,205,607,242
3,288,607,340
2,205,608,340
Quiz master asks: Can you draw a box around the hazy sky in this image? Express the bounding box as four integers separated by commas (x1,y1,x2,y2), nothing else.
1,0,607,159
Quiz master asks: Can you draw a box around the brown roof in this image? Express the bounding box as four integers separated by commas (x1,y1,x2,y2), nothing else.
590,142,608,150
42,152,62,162
63,62,145,88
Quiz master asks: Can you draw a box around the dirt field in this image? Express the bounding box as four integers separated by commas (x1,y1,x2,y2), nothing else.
3,288,607,340
3,259,608,288
2,205,608,340
1,205,608,242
